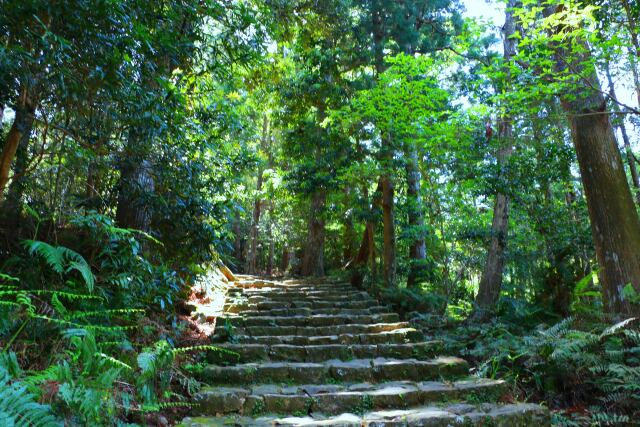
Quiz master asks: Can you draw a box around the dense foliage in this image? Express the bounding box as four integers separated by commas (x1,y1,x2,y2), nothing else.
2,0,640,425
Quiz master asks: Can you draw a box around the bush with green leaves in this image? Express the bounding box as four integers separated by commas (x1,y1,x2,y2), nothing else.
0,212,224,424
425,313,640,426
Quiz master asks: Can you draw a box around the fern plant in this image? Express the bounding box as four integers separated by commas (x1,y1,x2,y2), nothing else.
23,240,95,292
0,365,61,427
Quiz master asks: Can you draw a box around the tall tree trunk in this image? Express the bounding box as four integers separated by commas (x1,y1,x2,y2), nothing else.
350,180,383,287
0,89,35,200
474,1,517,316
546,5,640,314
246,115,270,275
372,1,396,288
342,187,356,264
301,189,326,276
246,172,263,275
621,0,640,107
281,246,290,273
604,61,640,199
405,141,427,288
0,105,34,246
380,173,396,288
267,205,274,276
116,129,155,231
233,209,243,270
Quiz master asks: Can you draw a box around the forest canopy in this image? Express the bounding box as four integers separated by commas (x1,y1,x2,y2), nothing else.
1,0,640,425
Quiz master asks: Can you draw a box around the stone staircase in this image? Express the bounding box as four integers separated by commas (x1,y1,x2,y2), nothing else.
180,278,549,426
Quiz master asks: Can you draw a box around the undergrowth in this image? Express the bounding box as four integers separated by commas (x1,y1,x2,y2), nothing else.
0,212,219,425
418,309,640,426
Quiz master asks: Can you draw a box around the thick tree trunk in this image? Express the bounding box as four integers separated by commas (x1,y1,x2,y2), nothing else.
547,5,640,314
267,206,274,276
343,187,356,264
246,172,263,275
0,92,35,200
246,115,269,275
281,246,290,272
474,1,517,316
621,0,640,107
350,223,373,288
116,129,155,231
372,2,396,288
301,189,326,277
381,174,396,288
0,106,34,246
405,141,427,288
604,62,640,199
350,180,383,287
233,210,243,269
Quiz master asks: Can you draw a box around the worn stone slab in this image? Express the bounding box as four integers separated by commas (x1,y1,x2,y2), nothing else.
200,358,468,385
182,402,549,426
191,379,510,417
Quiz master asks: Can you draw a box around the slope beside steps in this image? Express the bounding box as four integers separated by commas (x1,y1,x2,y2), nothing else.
180,278,549,426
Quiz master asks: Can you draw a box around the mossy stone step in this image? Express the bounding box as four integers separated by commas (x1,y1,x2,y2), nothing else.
199,357,468,385
232,322,409,337
181,402,549,426
235,306,391,317
226,290,362,300
227,313,400,327
208,342,443,364
191,378,505,417
245,294,375,303
223,300,381,313
212,328,423,345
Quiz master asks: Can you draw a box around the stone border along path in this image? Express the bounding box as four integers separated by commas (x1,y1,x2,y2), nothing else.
179,277,549,426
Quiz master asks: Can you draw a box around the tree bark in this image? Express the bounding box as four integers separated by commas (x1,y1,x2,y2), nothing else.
372,0,396,288
247,114,271,275
474,1,517,316
233,209,243,269
546,4,640,314
246,171,263,275
405,141,427,288
0,90,35,200
342,187,356,264
267,204,274,276
381,173,396,288
604,61,640,198
350,179,382,287
621,0,640,107
116,129,155,231
301,189,326,276
0,104,34,246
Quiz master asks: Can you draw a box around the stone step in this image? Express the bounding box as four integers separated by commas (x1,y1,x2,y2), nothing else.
232,322,410,338
212,328,423,345
235,282,353,291
235,306,391,317
228,287,360,296
182,402,549,426
207,342,443,364
199,357,468,385
224,300,381,313
227,313,400,327
191,378,505,417
245,295,376,305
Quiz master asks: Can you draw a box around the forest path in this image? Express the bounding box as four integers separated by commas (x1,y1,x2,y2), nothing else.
179,277,549,426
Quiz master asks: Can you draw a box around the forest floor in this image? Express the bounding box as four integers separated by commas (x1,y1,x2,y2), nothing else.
178,276,549,426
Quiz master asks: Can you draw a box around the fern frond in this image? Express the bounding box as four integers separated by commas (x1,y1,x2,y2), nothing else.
68,308,145,320
600,318,637,338
23,240,95,292
23,240,65,274
0,366,62,426
94,353,133,371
